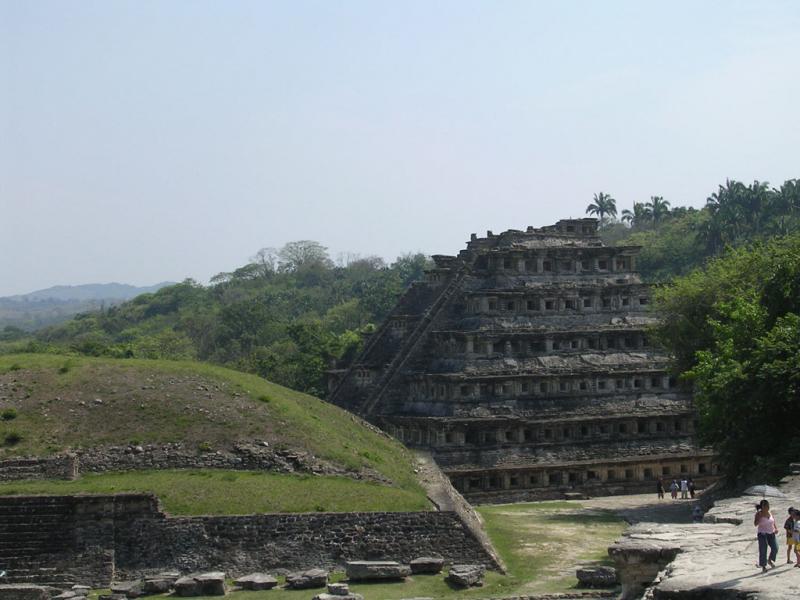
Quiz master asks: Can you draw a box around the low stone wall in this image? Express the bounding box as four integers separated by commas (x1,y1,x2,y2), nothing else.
0,455,77,481
0,443,387,484
0,493,497,586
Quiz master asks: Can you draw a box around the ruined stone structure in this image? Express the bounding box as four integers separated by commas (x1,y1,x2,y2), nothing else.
0,494,497,587
328,219,719,501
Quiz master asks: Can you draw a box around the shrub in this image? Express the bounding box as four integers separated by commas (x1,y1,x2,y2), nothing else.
3,431,22,446
198,441,213,452
58,360,73,374
8,363,21,371
257,394,272,403
1,408,17,421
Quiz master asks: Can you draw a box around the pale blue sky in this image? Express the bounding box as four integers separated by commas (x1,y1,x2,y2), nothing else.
2,1,799,296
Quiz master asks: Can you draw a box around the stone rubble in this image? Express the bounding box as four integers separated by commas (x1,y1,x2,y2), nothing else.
575,566,618,588
446,564,485,588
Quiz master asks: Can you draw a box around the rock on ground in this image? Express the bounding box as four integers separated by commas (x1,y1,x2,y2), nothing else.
409,557,444,574
109,581,143,598
174,572,226,596
312,594,364,600
446,564,485,588
284,568,328,589
234,573,278,591
345,561,411,581
576,566,618,588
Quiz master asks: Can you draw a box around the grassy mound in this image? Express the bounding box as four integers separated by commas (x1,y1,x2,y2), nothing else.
0,354,428,511
0,470,429,513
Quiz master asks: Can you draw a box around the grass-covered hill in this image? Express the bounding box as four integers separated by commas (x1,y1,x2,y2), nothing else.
0,354,429,513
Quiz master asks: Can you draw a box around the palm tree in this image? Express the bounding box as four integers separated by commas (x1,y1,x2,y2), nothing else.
770,179,800,235
585,192,617,225
621,202,651,228
645,196,671,226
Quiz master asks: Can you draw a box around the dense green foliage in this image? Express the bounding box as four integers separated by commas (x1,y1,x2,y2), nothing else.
653,235,800,481
6,248,430,396
601,178,800,282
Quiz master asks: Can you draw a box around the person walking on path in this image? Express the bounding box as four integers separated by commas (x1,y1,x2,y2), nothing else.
793,508,800,567
656,477,665,499
670,479,679,499
784,507,795,564
688,478,696,499
754,499,779,573
680,478,689,499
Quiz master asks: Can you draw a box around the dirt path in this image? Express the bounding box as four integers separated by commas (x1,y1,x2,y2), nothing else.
581,492,703,524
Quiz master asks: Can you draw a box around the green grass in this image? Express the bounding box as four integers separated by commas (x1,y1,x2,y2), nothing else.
477,501,626,595
0,470,430,514
0,354,426,506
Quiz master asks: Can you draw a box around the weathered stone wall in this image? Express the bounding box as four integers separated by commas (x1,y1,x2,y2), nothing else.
0,494,496,586
0,455,77,481
0,443,386,484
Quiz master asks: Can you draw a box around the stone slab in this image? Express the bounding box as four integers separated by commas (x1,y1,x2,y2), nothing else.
234,573,278,591
346,561,411,581
409,557,444,574
285,569,328,589
174,572,226,597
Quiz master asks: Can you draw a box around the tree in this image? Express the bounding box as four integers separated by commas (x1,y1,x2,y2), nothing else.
654,235,800,481
585,192,617,224
645,196,671,226
621,202,652,229
250,247,279,279
278,241,333,272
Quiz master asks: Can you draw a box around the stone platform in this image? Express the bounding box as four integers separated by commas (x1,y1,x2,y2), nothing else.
609,470,800,599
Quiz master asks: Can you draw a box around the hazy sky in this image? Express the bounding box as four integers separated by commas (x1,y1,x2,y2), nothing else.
2,1,799,296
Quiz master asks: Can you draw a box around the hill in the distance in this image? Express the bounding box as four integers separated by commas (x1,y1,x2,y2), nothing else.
0,282,175,331
5,282,174,302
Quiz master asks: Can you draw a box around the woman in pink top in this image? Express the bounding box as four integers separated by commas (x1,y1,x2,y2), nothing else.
754,499,779,572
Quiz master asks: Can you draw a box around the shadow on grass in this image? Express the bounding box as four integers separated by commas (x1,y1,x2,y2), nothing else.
540,510,622,524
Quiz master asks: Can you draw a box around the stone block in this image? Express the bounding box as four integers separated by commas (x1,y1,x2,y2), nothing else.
346,561,411,581
410,557,444,574
109,581,142,599
174,573,226,597
446,564,484,588
285,569,328,589
233,573,278,591
312,594,364,600
576,565,618,588
326,582,350,595
142,578,173,595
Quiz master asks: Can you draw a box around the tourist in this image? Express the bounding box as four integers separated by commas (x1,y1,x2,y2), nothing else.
670,479,679,499
793,508,800,568
680,477,689,499
688,478,696,499
784,507,796,564
656,477,665,499
754,499,779,572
